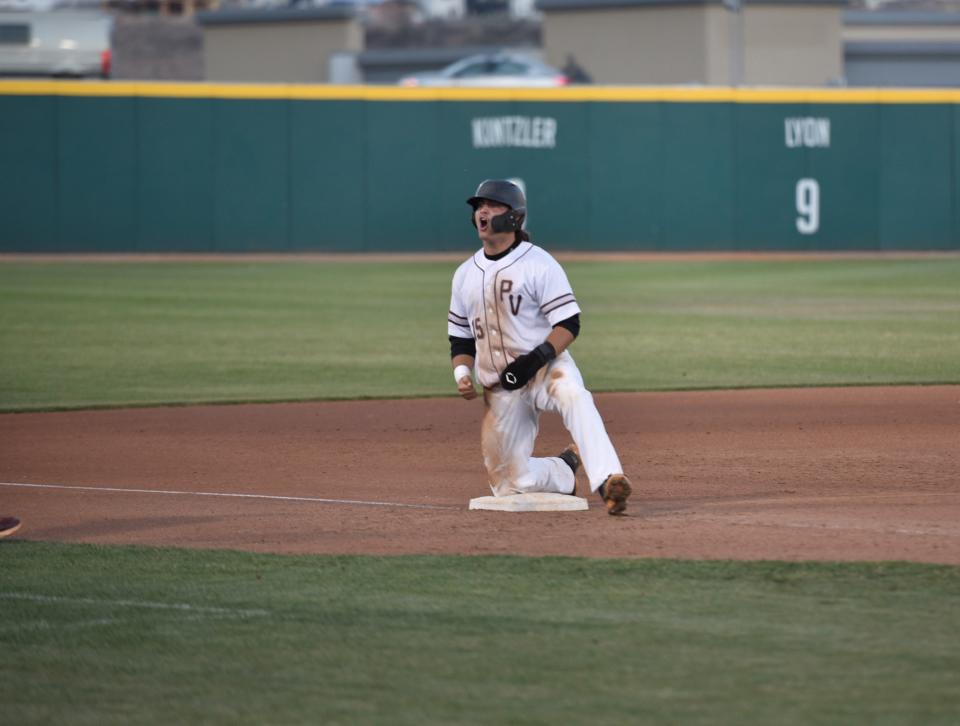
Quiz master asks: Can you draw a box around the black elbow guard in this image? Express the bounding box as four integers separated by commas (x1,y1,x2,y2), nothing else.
555,314,580,338
449,335,476,359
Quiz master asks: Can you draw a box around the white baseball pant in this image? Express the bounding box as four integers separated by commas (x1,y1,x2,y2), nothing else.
481,352,623,496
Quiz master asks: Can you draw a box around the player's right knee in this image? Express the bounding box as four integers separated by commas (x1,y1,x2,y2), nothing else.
553,378,591,409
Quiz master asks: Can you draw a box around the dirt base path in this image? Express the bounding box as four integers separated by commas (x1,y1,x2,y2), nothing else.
2,386,958,563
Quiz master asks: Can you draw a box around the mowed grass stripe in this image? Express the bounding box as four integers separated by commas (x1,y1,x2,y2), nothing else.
0,258,958,411
1,592,269,617
1,542,958,725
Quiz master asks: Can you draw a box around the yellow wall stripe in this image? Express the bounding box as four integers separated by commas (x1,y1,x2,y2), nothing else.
1,79,959,104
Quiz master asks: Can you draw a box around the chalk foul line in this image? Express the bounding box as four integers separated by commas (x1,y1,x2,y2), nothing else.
0,481,456,511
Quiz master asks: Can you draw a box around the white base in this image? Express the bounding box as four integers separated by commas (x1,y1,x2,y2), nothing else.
468,492,589,512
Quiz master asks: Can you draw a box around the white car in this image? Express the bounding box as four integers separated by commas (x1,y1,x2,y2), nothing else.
399,53,569,88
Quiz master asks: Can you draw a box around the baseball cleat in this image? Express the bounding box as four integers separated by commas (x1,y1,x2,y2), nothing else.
558,444,581,494
598,475,632,515
0,517,22,539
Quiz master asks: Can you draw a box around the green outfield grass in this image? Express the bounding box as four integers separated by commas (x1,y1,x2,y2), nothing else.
2,542,958,725
3,257,959,724
0,258,958,411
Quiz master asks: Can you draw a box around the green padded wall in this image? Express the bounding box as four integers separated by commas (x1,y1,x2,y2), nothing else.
138,97,216,251
0,94,59,249
0,82,957,252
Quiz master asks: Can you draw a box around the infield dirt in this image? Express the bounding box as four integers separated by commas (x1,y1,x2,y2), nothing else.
1,386,958,563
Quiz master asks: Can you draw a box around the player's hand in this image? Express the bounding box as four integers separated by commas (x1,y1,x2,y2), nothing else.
500,342,557,391
457,376,478,400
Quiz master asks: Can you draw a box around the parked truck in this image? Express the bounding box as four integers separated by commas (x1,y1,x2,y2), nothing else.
0,9,112,78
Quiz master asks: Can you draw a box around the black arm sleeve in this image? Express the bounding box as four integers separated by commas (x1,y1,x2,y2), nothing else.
554,313,580,339
449,335,477,359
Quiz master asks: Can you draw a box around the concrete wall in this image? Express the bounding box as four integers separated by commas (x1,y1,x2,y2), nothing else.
542,4,710,84
198,8,362,83
744,4,845,85
704,5,735,85
539,0,847,86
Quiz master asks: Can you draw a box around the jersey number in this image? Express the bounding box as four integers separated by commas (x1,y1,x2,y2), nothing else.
473,318,485,339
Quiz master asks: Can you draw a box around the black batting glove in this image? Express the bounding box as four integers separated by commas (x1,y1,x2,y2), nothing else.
500,342,557,390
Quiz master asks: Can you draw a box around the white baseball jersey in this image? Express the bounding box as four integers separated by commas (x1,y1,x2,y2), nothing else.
447,241,581,389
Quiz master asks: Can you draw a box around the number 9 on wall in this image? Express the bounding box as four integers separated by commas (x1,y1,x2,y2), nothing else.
796,178,820,235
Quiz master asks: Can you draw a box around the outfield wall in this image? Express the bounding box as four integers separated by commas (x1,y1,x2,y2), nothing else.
2,81,959,252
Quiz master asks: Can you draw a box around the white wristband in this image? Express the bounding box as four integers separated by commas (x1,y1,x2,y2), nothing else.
453,364,472,384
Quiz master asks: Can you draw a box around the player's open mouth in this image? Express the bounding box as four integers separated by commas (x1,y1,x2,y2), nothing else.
478,218,489,230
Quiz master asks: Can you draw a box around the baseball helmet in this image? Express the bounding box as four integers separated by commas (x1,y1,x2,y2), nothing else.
467,179,526,232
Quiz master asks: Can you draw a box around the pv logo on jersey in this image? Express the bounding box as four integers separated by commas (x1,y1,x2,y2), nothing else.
499,280,522,315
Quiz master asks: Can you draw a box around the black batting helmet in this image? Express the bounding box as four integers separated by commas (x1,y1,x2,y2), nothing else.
467,179,527,233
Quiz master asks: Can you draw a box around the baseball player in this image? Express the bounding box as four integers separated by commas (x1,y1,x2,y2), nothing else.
448,179,632,515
